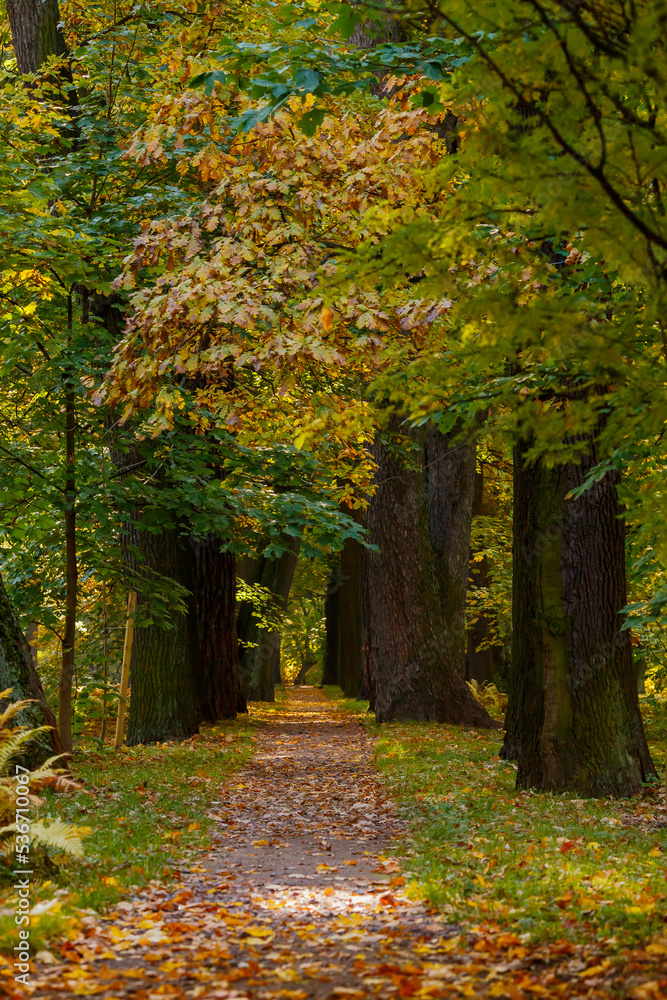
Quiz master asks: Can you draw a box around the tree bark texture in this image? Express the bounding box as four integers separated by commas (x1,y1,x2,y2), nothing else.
7,0,67,74
365,424,495,725
504,441,656,796
0,574,63,765
192,536,245,721
238,537,301,702
322,568,340,686
124,521,201,746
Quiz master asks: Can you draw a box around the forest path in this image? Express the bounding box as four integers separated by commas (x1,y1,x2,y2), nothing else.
29,687,459,999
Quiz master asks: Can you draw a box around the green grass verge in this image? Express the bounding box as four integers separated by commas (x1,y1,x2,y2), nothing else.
0,716,254,953
322,684,371,715
373,717,667,950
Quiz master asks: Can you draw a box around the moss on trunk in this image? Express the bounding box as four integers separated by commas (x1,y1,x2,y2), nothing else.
505,441,656,797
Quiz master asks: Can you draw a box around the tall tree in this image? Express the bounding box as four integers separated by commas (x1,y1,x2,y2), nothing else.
124,517,200,746
4,0,79,754
192,535,246,719
503,438,656,796
322,567,341,686
365,422,494,725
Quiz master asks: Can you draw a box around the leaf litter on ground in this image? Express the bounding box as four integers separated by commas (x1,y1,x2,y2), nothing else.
0,687,665,998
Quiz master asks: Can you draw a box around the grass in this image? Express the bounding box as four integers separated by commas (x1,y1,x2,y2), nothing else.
322,684,372,715
0,715,254,953
325,685,667,951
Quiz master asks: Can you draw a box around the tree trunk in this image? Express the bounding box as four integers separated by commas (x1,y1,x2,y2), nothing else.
0,575,64,765
192,535,245,721
59,347,77,754
125,521,201,745
322,568,340,686
6,0,67,74
238,537,301,701
504,440,656,796
338,518,365,699
366,423,495,726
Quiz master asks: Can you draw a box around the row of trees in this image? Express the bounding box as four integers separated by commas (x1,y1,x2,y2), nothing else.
0,0,664,796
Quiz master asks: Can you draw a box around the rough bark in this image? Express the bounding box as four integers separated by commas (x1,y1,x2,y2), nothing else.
366,424,495,725
503,440,656,796
321,568,340,686
7,0,67,74
124,520,201,746
238,537,301,702
337,511,365,699
192,536,245,721
0,575,63,765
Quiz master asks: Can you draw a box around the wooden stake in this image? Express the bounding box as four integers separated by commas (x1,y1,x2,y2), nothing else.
114,592,137,750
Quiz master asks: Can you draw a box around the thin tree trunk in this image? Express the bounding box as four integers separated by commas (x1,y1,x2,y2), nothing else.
100,581,109,742
0,575,64,765
366,423,495,725
503,440,656,796
59,298,77,753
322,567,340,686
192,535,245,720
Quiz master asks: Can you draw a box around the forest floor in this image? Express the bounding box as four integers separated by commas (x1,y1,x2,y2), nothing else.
3,687,667,999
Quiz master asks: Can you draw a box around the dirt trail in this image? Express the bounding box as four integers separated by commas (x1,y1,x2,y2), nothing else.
28,687,459,999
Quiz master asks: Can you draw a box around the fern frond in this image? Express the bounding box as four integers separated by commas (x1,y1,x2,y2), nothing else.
0,726,51,776
0,698,35,732
28,819,84,858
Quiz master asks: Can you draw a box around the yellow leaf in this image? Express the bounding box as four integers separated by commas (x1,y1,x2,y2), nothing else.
160,960,185,973
246,925,274,939
320,306,333,330
579,965,606,977
188,822,200,832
